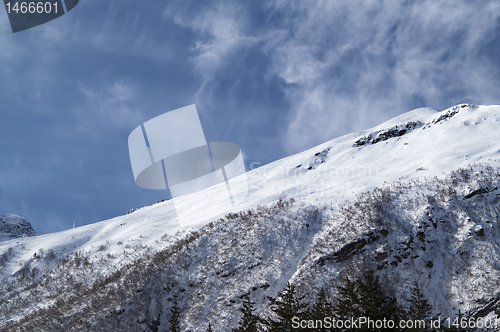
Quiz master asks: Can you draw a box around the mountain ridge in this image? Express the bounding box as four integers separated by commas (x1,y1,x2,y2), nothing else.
1,103,499,331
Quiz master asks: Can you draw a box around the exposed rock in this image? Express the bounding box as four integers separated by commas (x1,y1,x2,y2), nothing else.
464,187,497,200
379,229,389,236
473,225,485,237
354,121,424,147
375,251,388,261
433,107,461,124
302,147,331,171
316,229,387,265
0,214,36,242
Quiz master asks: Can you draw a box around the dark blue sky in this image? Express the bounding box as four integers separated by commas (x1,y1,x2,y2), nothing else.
1,0,499,234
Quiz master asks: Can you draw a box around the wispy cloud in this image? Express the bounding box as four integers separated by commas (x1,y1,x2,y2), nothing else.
165,0,500,154
164,1,258,81
262,0,500,152
76,79,143,131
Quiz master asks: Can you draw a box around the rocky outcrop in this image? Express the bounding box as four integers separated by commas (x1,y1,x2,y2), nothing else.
0,214,36,242
354,121,424,147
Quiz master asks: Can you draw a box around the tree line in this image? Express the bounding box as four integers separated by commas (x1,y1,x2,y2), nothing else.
167,268,494,331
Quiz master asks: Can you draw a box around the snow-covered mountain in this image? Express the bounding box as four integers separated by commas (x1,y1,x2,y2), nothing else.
0,214,36,242
0,104,499,331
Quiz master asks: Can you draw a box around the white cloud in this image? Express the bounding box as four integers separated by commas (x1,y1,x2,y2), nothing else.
164,1,258,80
165,0,500,154
77,80,142,131
262,0,500,152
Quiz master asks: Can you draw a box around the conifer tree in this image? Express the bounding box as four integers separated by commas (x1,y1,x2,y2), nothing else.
334,276,360,319
406,281,433,332
332,270,402,331
356,269,400,331
232,293,261,332
207,322,214,332
306,288,334,332
169,298,181,332
444,309,480,332
266,282,308,331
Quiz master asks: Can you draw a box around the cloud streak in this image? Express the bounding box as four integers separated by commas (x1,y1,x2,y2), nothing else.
166,0,500,153
164,1,259,81
266,0,500,152
76,79,143,132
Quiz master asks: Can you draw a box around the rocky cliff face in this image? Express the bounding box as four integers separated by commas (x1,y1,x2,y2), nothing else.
0,214,36,242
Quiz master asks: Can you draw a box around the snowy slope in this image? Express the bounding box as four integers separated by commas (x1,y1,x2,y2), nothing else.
0,214,36,242
0,104,499,331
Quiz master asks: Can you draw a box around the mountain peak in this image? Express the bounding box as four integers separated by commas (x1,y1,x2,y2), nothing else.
0,214,37,242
